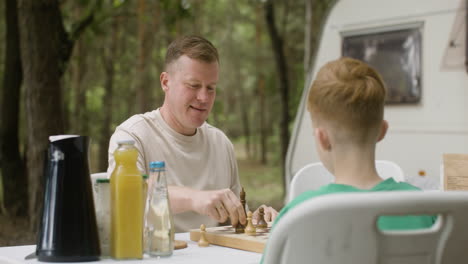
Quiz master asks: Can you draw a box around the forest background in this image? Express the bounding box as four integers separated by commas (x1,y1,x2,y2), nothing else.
0,0,333,246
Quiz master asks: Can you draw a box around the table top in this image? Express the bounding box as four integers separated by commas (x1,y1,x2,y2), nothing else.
0,233,262,264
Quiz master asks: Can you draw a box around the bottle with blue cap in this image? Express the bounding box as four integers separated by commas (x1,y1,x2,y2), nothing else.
144,161,174,257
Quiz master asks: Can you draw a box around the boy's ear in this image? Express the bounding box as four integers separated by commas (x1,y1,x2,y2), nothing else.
377,120,388,142
315,127,331,151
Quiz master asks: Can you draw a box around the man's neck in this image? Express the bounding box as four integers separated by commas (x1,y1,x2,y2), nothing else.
159,106,197,136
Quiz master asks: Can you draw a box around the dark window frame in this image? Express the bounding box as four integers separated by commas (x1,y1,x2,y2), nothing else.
341,23,423,104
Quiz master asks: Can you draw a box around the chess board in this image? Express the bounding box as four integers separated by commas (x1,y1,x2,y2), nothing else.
189,224,271,253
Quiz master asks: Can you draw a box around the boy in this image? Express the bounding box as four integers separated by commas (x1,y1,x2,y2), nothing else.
273,57,434,232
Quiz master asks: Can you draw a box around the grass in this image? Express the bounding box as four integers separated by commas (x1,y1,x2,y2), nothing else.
0,170,35,247
234,141,285,212
238,159,285,211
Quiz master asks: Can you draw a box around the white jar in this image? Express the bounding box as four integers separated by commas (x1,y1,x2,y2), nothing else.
94,178,110,257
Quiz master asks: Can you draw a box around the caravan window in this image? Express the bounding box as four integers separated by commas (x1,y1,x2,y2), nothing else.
342,26,422,104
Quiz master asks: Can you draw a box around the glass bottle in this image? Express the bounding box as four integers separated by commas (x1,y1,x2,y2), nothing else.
144,161,174,257
110,140,143,259
142,174,148,210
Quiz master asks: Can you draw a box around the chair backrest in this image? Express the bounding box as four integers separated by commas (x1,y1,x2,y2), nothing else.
287,160,405,202
263,191,468,264
287,162,333,202
375,160,405,182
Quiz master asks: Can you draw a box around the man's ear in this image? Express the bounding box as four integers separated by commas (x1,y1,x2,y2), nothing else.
315,127,331,151
377,120,388,142
160,72,169,92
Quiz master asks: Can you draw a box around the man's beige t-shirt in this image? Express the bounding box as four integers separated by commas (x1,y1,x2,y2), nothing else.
107,109,240,232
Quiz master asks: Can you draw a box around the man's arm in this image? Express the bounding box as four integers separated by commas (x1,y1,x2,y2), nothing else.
168,186,247,226
227,140,241,197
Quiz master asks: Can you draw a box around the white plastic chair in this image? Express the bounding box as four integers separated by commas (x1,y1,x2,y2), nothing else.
375,160,405,182
288,160,405,202
263,191,468,264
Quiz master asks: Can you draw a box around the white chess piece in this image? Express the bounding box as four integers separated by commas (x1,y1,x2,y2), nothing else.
198,224,210,247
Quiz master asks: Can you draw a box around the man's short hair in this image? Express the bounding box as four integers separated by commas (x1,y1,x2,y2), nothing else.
164,35,219,70
307,57,386,140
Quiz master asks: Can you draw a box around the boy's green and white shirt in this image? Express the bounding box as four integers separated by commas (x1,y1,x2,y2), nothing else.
260,178,435,263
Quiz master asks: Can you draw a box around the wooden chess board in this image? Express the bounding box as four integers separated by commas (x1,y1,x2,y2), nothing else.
189,224,271,253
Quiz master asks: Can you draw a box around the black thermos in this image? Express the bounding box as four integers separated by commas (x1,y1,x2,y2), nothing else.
36,135,100,262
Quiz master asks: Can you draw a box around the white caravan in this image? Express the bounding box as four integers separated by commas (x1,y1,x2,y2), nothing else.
286,0,468,191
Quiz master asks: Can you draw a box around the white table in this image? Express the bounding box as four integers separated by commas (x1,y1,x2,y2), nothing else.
0,233,262,264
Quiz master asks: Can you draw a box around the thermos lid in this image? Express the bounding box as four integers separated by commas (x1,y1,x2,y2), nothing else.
149,161,165,169
49,134,80,142
117,139,135,145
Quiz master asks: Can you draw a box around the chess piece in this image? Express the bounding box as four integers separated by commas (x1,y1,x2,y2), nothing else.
240,187,246,212
198,224,210,247
235,187,246,233
256,207,268,229
234,223,245,233
245,211,256,236
174,240,188,250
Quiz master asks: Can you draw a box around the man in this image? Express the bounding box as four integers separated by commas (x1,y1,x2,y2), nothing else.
108,35,277,232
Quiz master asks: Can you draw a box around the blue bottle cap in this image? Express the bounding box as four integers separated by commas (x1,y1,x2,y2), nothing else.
149,161,165,169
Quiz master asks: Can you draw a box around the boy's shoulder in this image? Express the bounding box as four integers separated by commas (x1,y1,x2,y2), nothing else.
374,178,421,191
287,184,340,210
287,179,421,212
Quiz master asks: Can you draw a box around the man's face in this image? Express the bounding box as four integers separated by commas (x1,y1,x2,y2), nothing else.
161,55,218,135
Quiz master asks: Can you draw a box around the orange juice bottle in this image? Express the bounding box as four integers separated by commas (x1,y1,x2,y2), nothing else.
110,140,143,259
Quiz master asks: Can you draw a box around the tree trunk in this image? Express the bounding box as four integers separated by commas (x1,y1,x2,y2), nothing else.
235,66,251,160
256,3,267,165
258,76,267,165
1,0,27,217
98,17,120,172
304,0,314,75
134,0,159,114
264,0,290,189
304,0,334,76
18,0,71,230
72,38,89,135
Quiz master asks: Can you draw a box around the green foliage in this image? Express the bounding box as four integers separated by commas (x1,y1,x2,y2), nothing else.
160,0,192,35
238,159,284,211
1,0,333,207
86,85,105,112
113,0,126,8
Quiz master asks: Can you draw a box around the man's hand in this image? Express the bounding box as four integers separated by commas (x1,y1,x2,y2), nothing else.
252,204,278,224
191,188,247,226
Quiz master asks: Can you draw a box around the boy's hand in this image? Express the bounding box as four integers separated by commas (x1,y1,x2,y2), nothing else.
252,204,278,224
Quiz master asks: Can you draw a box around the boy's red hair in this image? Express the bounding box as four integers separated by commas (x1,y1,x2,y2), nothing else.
308,57,386,142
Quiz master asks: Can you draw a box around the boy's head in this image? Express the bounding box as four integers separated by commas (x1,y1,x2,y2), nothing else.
308,57,387,151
